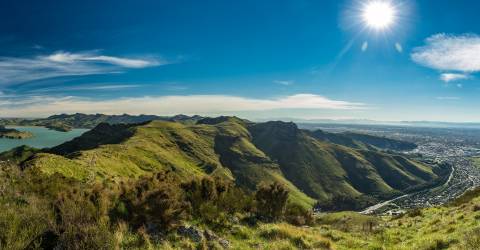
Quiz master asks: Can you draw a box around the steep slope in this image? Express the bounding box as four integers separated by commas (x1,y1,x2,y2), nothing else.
249,121,440,209
21,118,442,210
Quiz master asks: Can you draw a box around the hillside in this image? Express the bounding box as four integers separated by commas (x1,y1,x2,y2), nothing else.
249,121,439,210
18,117,445,210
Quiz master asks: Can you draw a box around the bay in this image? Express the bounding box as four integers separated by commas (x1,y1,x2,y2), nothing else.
0,126,88,153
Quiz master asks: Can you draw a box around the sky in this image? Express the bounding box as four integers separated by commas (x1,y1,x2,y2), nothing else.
0,0,480,122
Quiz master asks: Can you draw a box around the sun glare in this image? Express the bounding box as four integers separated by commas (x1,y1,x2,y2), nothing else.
362,1,396,30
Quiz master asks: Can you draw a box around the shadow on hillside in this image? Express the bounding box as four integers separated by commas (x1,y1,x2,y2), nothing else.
46,122,138,156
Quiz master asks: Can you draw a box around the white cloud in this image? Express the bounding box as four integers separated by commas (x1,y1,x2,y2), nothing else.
440,73,470,83
0,94,366,117
0,51,164,84
411,34,480,72
45,52,156,68
273,80,294,86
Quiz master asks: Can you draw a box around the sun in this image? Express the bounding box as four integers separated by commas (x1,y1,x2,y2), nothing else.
362,1,396,30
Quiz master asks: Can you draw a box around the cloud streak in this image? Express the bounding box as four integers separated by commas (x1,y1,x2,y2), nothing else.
436,96,460,100
411,34,480,82
0,94,366,117
440,73,470,83
273,80,294,86
0,51,164,85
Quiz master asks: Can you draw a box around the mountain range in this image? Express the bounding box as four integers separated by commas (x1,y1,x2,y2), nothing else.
2,114,449,210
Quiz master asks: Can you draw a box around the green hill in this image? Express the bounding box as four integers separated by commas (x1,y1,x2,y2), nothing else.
17,117,444,210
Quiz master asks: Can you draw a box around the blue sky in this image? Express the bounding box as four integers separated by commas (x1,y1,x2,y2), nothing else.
0,0,479,122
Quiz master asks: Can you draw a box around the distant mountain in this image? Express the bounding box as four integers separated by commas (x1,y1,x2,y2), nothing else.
0,113,204,129
13,117,446,210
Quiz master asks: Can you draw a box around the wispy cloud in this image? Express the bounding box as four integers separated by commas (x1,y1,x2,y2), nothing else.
27,84,142,93
411,34,480,82
273,80,294,86
436,96,460,100
440,73,470,83
0,94,366,117
0,51,165,84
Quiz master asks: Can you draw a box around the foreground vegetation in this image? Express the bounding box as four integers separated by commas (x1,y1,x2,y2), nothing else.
0,161,479,249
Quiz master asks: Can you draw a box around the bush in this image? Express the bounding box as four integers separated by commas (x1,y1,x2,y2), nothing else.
284,202,314,226
463,227,480,249
255,182,289,221
113,171,189,233
53,188,116,250
408,208,423,217
182,176,253,227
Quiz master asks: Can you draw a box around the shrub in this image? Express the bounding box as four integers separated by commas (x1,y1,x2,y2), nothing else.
473,204,480,212
255,182,289,221
408,208,423,217
53,190,116,250
463,227,480,250
113,171,189,232
182,176,253,227
284,202,314,226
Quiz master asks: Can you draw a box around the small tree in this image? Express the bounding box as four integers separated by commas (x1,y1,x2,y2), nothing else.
255,182,289,221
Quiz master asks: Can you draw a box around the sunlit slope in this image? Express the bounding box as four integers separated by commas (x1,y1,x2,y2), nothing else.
23,118,440,209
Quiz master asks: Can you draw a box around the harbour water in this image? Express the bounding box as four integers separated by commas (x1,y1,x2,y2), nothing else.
0,126,88,153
